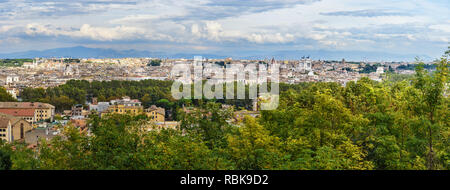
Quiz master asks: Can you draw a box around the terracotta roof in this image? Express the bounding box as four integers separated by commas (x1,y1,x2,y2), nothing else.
71,119,87,128
0,109,35,116
0,102,55,109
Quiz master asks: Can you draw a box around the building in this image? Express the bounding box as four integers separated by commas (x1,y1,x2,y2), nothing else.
298,57,312,72
101,96,145,117
144,105,165,122
71,104,84,117
89,102,110,113
0,102,55,122
0,113,33,142
88,97,110,114
6,75,20,84
376,67,385,75
104,104,144,116
0,109,35,123
5,88,18,99
100,97,165,123
110,96,142,107
22,60,38,69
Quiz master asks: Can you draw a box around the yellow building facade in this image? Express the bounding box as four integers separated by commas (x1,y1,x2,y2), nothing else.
104,105,144,116
0,102,55,122
144,106,165,122
102,104,165,123
0,113,33,142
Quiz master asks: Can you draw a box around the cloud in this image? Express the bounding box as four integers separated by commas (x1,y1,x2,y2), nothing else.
246,33,295,43
78,24,144,41
0,0,448,58
164,0,321,21
0,0,139,19
206,0,319,11
429,24,450,33
189,21,296,44
320,9,410,17
191,24,202,38
204,21,224,41
0,25,14,33
110,14,175,24
23,23,172,42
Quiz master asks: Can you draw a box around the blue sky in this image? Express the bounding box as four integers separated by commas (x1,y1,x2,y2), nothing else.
0,0,448,58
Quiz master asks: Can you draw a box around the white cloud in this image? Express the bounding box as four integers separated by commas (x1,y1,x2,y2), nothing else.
246,33,295,43
190,21,296,43
191,24,202,38
23,23,171,42
204,21,227,41
78,24,144,41
429,24,450,33
0,25,14,33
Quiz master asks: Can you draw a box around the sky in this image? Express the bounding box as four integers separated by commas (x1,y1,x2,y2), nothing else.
0,0,449,58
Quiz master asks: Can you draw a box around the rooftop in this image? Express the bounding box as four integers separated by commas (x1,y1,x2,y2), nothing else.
0,108,35,116
0,113,22,128
0,102,55,109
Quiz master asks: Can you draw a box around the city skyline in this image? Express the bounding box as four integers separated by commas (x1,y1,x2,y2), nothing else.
0,0,449,60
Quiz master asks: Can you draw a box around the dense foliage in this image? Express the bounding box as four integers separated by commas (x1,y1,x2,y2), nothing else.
359,64,379,73
0,59,33,67
147,59,162,66
20,80,255,119
21,80,175,112
397,64,437,71
0,87,16,102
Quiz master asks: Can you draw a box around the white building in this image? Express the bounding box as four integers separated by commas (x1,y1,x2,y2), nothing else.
89,102,111,113
298,57,312,72
6,75,19,84
6,88,17,99
376,67,384,75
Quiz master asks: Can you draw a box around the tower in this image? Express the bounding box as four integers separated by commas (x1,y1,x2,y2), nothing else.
299,56,312,72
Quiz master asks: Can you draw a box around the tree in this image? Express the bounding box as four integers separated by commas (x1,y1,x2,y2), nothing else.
148,59,162,66
0,149,12,170
0,87,16,102
178,102,233,149
52,95,75,112
227,116,282,170
412,56,448,170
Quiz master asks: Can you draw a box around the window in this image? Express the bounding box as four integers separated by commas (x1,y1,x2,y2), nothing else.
20,123,24,139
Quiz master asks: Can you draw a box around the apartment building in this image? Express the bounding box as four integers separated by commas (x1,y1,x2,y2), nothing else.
144,105,165,122
0,102,55,122
101,96,144,117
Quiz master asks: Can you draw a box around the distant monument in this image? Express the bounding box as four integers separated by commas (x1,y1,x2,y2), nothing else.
376,67,384,75
299,57,312,72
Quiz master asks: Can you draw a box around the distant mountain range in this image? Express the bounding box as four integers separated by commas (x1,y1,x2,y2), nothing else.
0,46,434,62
